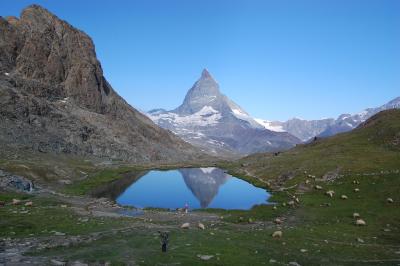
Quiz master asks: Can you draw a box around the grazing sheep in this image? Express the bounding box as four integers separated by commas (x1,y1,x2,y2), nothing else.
272,231,283,238
181,223,190,229
355,219,366,226
288,200,295,206
387,198,394,203
354,188,360,193
353,213,361,219
315,185,323,190
12,199,21,205
341,195,348,200
24,201,33,207
198,223,205,230
325,190,335,197
274,218,282,224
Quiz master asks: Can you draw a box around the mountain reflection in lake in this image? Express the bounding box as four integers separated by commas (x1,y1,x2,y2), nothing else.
107,168,270,210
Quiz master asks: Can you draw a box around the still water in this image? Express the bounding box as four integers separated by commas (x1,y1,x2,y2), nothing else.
115,167,270,210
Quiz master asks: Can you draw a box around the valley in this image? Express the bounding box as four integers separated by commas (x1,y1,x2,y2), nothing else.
1,3,399,266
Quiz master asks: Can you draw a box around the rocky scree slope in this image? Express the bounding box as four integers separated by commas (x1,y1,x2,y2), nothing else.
0,5,204,163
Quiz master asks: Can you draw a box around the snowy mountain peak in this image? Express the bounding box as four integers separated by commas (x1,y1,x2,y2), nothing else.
201,68,213,79
173,69,222,115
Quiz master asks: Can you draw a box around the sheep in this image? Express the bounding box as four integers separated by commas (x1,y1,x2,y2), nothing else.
387,198,394,203
12,199,21,205
272,231,283,238
274,218,282,225
325,190,335,198
355,219,366,226
353,213,361,219
341,195,348,200
198,223,205,230
354,188,360,193
315,185,323,190
24,201,33,207
181,223,190,229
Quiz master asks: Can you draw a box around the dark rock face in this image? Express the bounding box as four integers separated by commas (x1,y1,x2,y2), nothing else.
0,170,34,192
0,5,204,163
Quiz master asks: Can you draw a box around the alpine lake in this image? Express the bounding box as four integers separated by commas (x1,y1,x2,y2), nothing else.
93,167,271,210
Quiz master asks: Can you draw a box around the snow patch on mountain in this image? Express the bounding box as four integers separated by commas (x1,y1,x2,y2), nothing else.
150,106,222,127
254,118,286,132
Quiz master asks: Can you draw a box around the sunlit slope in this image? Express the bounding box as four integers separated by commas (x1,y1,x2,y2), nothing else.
233,109,400,186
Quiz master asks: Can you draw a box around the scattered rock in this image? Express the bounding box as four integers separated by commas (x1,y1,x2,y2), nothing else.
272,206,277,210
197,254,214,261
248,218,254,223
300,249,307,253
51,259,66,266
356,238,364,243
288,200,295,206
272,231,283,238
269,259,277,263
198,223,205,230
181,223,190,229
387,198,394,203
60,204,68,208
289,262,301,266
0,171,34,192
341,195,348,200
355,219,366,226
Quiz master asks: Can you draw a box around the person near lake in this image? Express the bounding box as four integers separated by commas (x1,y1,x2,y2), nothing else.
159,231,169,253
184,202,189,213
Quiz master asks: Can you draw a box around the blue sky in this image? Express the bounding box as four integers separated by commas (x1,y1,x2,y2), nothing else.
3,0,400,120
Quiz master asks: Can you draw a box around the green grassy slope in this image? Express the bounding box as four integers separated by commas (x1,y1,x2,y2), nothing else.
229,109,400,187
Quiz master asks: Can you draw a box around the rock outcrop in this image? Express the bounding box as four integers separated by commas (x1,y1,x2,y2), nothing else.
0,5,205,163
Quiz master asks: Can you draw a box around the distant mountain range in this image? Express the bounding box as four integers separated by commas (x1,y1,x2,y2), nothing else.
148,69,399,157
148,69,300,157
257,96,400,141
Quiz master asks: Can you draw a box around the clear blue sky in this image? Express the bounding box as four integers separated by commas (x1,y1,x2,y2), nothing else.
3,0,400,120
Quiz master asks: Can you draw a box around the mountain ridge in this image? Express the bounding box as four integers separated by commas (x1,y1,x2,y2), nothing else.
256,96,400,141
0,5,206,163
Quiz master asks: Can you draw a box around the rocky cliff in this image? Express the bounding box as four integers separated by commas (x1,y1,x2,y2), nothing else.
0,5,204,163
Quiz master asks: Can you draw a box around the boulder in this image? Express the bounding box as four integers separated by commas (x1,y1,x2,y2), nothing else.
197,254,214,261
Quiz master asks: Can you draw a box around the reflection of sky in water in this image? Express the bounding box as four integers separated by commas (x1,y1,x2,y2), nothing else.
116,168,270,210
